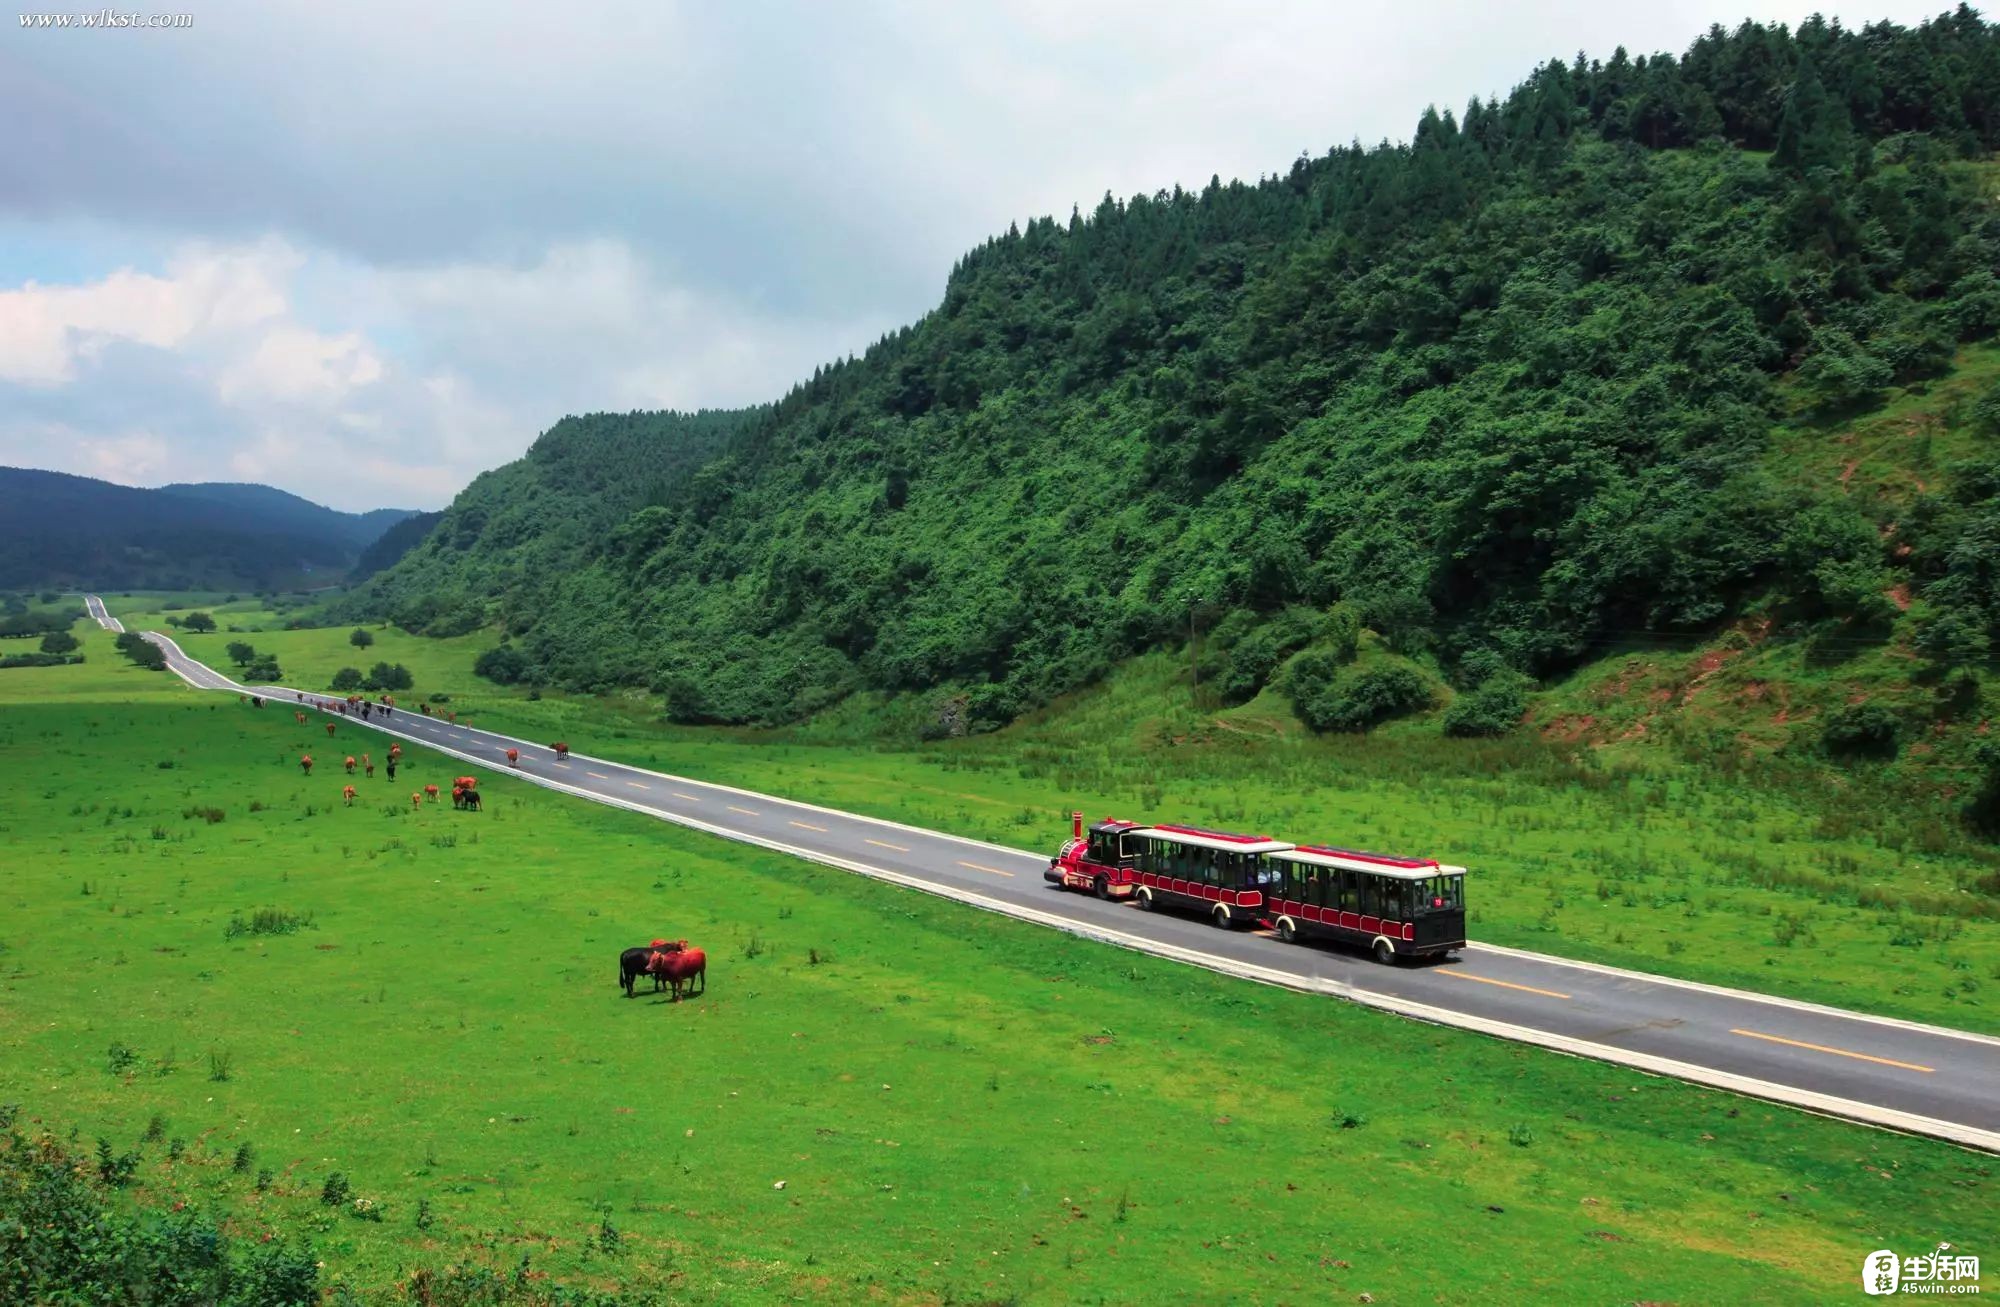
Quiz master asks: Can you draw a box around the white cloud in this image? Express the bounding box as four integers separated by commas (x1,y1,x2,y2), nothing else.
0,244,292,385
215,326,384,405
0,236,893,510
78,431,172,484
0,0,1968,510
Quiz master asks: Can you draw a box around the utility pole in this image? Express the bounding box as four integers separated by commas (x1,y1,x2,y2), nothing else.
1190,602,1198,701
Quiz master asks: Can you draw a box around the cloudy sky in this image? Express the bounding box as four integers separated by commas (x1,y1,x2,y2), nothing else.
0,0,1956,510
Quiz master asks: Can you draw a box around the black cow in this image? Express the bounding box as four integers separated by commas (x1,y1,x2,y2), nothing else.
620,943,677,997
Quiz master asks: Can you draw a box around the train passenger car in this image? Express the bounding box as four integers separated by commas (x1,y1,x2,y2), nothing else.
1127,823,1295,929
1262,845,1466,963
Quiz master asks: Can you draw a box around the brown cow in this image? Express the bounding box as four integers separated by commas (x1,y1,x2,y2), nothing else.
424,783,440,800
325,722,336,737
411,791,423,809
344,756,356,774
552,742,570,760
505,748,519,767
294,711,307,725
300,754,314,775
342,784,357,806
647,942,707,1001
362,753,374,777
388,744,402,761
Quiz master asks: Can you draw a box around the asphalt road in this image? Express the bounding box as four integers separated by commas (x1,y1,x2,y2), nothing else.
86,597,2000,1152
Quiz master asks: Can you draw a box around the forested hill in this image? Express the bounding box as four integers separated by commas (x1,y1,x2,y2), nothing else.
342,409,757,637
0,469,415,590
359,10,2000,733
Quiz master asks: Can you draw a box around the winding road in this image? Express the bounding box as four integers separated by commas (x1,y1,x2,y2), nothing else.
85,595,2000,1152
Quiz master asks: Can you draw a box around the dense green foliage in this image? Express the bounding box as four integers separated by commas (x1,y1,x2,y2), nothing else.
350,509,444,580
345,410,753,640
113,631,166,671
361,12,2000,736
0,1126,321,1305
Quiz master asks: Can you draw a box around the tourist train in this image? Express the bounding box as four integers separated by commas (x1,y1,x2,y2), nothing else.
1045,813,1466,964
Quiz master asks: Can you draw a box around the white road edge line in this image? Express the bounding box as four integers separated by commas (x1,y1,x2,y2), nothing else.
1464,942,2000,1050
130,624,2000,1155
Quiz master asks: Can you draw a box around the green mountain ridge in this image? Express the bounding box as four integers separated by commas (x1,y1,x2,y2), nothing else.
158,482,419,549
0,467,415,590
353,12,2000,796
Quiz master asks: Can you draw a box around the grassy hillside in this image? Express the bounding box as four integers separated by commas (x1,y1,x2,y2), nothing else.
1,636,1992,1303
357,13,2000,755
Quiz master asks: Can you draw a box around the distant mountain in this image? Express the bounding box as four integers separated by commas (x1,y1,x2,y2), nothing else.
158,482,420,549
0,468,418,590
351,509,444,580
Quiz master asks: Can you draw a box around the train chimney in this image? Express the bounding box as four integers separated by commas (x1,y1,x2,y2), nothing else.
1072,810,1083,839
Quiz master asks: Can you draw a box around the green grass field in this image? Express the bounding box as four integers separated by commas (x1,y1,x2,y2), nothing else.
3,629,1996,1302
93,601,2000,1034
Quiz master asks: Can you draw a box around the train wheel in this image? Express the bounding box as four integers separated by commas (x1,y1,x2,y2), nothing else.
1211,905,1231,930
1138,889,1157,912
1277,918,1297,944
1093,876,1109,901
1372,938,1397,966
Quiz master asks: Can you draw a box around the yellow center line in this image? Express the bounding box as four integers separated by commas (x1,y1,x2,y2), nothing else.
671,792,702,802
866,838,910,853
728,805,759,816
789,819,829,832
625,780,650,791
1729,1028,1934,1074
1437,969,1571,1000
957,860,1015,878
586,771,610,780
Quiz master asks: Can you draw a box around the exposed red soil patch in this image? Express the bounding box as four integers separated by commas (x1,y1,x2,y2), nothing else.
1886,583,1912,611
1540,714,1597,743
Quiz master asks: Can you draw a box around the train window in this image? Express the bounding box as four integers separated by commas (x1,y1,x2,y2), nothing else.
1337,870,1356,913
1357,874,1378,917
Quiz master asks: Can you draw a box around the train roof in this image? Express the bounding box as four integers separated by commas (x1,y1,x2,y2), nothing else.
1135,824,1292,855
1272,845,1468,880
1087,819,1143,835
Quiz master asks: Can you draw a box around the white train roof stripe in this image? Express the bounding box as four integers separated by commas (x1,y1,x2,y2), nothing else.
1129,829,1294,855
1269,848,1468,879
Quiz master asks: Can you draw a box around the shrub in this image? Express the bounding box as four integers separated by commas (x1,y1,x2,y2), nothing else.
349,628,374,649
225,641,256,666
1821,702,1901,758
39,630,79,655
367,661,413,691
474,644,531,685
330,667,362,692
1443,671,1532,737
1288,658,1431,733
182,611,216,633
320,1172,351,1206
1213,606,1335,703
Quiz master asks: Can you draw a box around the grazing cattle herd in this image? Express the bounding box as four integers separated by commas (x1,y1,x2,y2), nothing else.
620,939,708,1000
267,695,708,1005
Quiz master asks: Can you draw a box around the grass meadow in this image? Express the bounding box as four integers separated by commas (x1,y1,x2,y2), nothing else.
1,620,1995,1302
114,602,2000,1034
